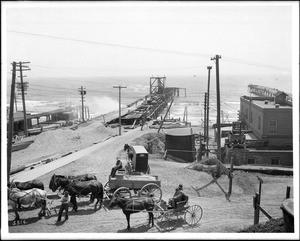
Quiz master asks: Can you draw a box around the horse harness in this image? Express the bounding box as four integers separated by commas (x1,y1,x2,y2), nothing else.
123,197,154,212
9,188,45,208
56,178,95,197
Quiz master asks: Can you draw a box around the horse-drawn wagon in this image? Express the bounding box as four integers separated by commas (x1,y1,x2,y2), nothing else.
104,145,162,202
153,198,203,231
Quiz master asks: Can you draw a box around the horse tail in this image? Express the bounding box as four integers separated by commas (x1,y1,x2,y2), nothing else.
98,182,103,200
39,183,45,190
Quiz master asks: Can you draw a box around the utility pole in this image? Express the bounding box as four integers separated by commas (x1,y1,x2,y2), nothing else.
211,55,221,161
78,86,86,122
7,62,17,182
113,85,127,135
17,61,30,137
204,92,207,145
14,93,18,112
206,66,212,157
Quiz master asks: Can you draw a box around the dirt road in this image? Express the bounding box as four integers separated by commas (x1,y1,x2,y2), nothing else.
4,125,294,239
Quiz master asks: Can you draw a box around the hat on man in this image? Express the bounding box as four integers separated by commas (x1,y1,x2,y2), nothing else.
178,184,183,190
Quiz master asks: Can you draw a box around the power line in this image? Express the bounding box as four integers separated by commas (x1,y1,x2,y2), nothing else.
7,30,212,58
222,56,292,72
7,30,291,73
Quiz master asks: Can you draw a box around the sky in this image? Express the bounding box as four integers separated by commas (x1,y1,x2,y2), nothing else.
2,1,299,79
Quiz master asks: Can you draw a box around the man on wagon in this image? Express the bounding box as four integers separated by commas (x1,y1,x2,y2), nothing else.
110,158,123,177
167,184,187,209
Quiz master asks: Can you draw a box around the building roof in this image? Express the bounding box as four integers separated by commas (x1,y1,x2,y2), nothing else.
164,127,194,136
273,91,287,97
251,100,292,109
241,97,292,109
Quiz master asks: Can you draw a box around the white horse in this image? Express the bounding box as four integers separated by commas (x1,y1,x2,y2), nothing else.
8,187,51,221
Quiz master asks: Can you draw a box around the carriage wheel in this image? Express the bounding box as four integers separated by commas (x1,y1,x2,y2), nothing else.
113,187,131,198
139,183,162,202
103,181,112,199
184,205,203,226
160,211,177,231
104,181,110,190
153,204,164,219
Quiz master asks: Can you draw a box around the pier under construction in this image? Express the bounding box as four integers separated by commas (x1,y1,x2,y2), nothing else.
106,77,180,126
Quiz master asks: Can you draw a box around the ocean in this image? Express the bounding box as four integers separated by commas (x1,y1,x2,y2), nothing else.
6,73,293,127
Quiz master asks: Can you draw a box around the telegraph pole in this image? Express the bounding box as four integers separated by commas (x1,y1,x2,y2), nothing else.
204,92,207,144
17,61,30,137
7,62,17,182
206,66,212,157
113,85,127,135
211,55,221,161
78,86,86,122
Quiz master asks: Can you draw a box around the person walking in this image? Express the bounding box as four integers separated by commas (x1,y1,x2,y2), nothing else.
56,190,70,222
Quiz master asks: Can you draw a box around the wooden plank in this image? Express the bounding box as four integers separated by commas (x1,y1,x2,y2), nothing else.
257,204,273,220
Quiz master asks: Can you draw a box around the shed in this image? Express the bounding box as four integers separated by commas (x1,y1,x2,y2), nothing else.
164,128,195,162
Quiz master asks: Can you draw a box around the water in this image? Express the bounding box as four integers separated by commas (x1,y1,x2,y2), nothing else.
6,74,292,126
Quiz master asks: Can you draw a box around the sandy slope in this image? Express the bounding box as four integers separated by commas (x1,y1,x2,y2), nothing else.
5,120,293,238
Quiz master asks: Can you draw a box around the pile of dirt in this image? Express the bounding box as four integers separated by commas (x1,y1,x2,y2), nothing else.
130,132,165,155
239,218,285,232
233,170,257,195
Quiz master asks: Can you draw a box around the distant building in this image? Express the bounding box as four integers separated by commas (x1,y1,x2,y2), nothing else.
223,91,293,167
239,92,292,149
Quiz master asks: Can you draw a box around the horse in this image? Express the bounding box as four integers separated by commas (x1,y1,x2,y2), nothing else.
50,173,97,183
8,179,44,190
49,175,103,212
8,180,45,209
108,195,155,230
49,174,97,201
8,187,49,221
124,144,133,160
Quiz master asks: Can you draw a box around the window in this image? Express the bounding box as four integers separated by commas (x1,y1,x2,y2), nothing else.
248,158,255,164
268,120,277,133
258,116,261,130
271,158,280,165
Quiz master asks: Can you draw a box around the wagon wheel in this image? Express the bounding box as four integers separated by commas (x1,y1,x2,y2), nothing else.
184,205,203,226
153,204,164,219
103,181,112,199
113,187,131,198
160,211,177,231
139,183,162,202
104,181,110,190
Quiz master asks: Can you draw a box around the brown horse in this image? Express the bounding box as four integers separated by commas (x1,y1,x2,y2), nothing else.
108,195,155,230
49,175,103,212
8,179,44,190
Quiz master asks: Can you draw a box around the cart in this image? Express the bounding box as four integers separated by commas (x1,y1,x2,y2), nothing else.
153,198,203,231
104,145,162,202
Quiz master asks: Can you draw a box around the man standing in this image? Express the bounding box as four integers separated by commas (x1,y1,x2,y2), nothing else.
57,190,70,222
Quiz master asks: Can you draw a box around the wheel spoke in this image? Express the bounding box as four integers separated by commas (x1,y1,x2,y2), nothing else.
140,183,162,202
185,205,203,226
